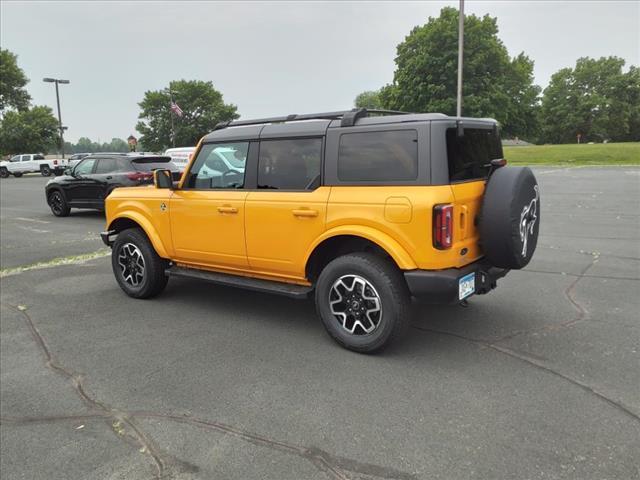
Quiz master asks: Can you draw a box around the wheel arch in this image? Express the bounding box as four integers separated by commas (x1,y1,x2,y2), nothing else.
108,214,170,259
304,227,417,282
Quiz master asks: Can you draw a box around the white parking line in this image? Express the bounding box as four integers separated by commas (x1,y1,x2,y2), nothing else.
15,217,51,224
16,225,51,234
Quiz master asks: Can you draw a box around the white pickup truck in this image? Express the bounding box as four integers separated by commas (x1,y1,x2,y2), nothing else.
0,154,68,178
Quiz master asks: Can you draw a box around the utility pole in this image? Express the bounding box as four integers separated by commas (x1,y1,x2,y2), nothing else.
456,0,464,117
169,83,176,148
43,78,70,158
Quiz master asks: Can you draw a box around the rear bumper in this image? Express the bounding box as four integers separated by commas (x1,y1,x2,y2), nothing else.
404,260,509,304
100,230,117,247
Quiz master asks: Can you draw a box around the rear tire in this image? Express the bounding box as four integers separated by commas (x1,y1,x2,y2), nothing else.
111,228,169,299
48,190,71,217
315,253,410,353
13,172,23,178
41,165,52,176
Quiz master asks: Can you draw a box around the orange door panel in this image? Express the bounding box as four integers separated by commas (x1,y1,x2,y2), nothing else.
169,190,249,269
245,187,330,278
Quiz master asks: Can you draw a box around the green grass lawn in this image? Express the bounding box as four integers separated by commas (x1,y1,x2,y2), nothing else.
503,142,640,166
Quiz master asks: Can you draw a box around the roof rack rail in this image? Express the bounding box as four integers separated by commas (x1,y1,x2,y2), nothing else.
213,108,411,131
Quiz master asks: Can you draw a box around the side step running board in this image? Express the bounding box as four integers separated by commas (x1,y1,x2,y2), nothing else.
166,266,313,299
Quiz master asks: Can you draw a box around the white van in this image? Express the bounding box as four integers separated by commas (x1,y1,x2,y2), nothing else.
163,147,196,171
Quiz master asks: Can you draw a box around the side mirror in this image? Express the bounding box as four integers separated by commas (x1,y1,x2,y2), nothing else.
153,169,173,189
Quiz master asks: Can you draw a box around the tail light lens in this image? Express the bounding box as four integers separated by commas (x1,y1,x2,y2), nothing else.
433,204,453,249
53,160,58,165
126,171,153,182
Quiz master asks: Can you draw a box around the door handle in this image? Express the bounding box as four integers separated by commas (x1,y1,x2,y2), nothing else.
217,206,238,214
292,209,318,218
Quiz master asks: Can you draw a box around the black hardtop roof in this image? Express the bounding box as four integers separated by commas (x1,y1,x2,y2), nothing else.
202,108,497,142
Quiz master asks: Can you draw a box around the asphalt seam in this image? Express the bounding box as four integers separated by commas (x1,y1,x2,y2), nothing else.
0,302,418,480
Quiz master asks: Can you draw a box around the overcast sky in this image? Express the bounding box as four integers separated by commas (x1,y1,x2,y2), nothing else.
1,1,638,143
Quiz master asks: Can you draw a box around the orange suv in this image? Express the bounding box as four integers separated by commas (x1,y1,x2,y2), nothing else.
101,109,540,352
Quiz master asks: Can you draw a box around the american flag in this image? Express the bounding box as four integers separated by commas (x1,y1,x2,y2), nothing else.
170,101,184,117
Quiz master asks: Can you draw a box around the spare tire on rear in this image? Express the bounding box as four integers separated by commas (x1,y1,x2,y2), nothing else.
480,167,540,269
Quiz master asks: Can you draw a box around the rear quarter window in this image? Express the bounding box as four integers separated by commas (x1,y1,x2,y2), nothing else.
338,130,418,182
446,127,503,182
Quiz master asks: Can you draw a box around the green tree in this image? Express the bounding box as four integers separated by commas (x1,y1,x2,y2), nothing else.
354,90,384,109
0,48,31,113
540,57,640,143
377,7,541,140
136,80,238,151
0,106,59,155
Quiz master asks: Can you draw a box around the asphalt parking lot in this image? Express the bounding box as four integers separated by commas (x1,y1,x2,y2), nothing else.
1,168,639,480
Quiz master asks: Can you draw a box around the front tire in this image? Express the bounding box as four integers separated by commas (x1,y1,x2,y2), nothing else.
111,228,169,299
0,168,8,178
48,190,70,217
315,253,410,353
41,165,52,176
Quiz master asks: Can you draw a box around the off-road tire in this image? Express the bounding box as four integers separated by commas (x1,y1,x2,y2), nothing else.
41,165,52,176
315,253,410,353
111,228,169,299
0,168,8,178
13,172,23,178
48,190,71,217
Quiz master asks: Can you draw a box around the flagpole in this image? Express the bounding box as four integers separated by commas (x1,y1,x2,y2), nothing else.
169,82,176,148
456,0,464,117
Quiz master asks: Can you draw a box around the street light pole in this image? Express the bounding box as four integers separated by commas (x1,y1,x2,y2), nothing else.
456,0,464,117
43,78,70,158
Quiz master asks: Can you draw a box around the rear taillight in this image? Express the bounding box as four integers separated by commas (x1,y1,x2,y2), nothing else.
126,171,153,182
53,160,58,165
433,204,453,249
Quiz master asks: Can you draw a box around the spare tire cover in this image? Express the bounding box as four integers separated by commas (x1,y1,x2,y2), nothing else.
479,167,540,269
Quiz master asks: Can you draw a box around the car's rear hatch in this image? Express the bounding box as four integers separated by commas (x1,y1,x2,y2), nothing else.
443,124,504,267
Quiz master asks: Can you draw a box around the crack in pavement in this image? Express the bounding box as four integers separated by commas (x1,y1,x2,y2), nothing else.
411,256,640,423
0,302,418,480
411,324,640,423
130,412,418,480
0,302,166,479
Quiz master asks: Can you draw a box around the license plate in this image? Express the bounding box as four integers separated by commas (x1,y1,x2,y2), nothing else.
458,272,476,300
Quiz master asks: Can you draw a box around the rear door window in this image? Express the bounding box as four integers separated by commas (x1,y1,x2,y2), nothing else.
34,154,45,160
95,158,126,174
258,138,322,190
338,130,418,182
446,127,503,182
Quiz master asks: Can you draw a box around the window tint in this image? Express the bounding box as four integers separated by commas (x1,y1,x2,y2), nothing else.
74,158,96,175
186,142,248,189
338,130,418,182
21,155,31,162
95,158,127,174
258,138,322,190
34,154,45,160
446,128,503,182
